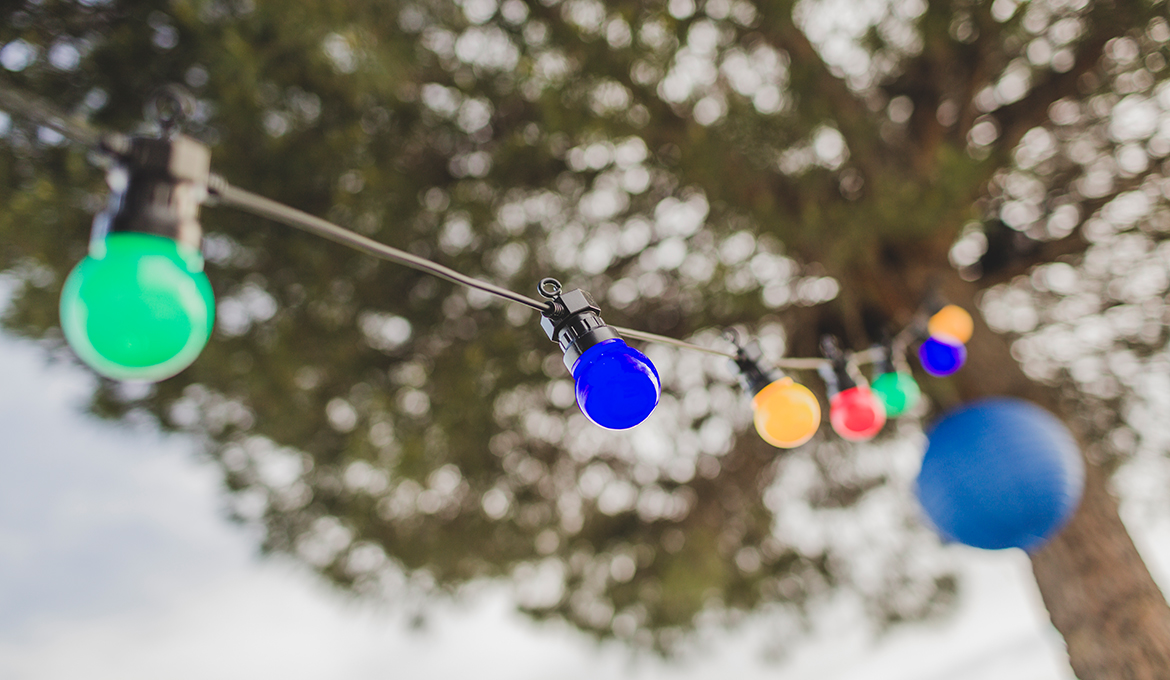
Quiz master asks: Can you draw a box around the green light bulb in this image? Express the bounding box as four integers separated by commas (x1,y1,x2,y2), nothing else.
871,371,921,418
60,232,215,381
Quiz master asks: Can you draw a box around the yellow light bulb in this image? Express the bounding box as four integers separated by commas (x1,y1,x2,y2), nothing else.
751,377,821,449
928,304,974,344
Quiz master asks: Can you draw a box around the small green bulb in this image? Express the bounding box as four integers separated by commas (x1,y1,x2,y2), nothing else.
871,371,921,418
60,232,215,381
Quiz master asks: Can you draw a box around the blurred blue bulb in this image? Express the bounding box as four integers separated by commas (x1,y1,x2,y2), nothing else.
918,336,967,376
571,338,661,430
916,398,1083,551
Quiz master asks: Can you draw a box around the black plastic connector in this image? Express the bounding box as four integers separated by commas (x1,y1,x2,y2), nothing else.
93,134,211,251
729,342,778,396
539,281,620,371
819,336,856,395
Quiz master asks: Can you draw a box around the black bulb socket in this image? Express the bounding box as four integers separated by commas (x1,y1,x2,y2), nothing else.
923,294,948,317
819,361,857,397
540,288,620,372
93,134,211,252
819,335,856,396
729,342,778,396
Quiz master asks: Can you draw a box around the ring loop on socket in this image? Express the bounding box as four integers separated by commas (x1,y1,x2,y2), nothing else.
538,277,562,299
146,84,197,136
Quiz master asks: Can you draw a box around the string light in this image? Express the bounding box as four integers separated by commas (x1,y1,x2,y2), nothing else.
60,135,215,381
927,304,974,344
917,398,1083,550
821,339,886,442
917,303,972,377
571,339,662,429
538,280,660,430
871,350,921,418
61,233,215,381
730,339,820,448
0,82,976,444
829,386,886,442
918,336,967,377
7,79,1096,559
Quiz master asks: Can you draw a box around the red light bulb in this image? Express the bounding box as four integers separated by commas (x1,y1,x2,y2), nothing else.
829,386,887,442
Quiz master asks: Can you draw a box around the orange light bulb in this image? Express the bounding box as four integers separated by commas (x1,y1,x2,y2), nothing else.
928,304,974,344
751,377,821,448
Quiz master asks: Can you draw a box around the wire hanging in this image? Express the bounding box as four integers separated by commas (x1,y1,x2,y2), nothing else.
0,78,976,444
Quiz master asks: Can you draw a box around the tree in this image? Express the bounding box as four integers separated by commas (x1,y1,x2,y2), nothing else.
3,0,1170,675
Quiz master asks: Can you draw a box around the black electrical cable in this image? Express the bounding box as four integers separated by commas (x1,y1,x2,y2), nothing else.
207,182,915,369
209,179,554,314
612,326,737,358
614,325,841,369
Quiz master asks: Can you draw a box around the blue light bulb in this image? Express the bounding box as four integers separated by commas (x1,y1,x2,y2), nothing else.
537,280,660,429
571,338,660,430
916,398,1083,551
918,337,967,376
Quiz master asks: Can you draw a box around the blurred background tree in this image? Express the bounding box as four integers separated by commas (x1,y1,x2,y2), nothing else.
2,0,1170,676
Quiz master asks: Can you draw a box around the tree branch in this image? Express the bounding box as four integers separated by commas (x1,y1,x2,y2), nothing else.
883,0,1010,176
752,0,885,182
974,165,1164,288
973,226,1088,288
991,0,1155,159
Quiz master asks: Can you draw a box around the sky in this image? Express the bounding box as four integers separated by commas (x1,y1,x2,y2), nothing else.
2,2,1169,676
8,323,1170,679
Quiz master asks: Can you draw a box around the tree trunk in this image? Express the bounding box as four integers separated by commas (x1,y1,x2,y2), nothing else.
940,275,1170,679
1032,463,1170,679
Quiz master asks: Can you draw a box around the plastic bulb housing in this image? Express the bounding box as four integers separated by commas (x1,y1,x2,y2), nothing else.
751,377,821,448
918,337,967,377
916,398,1084,551
928,304,974,344
871,371,921,418
829,386,887,442
571,338,660,430
60,232,215,381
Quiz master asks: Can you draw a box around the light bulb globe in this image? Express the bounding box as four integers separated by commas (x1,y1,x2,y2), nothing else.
918,337,967,377
751,377,821,448
60,232,215,381
871,371,921,417
829,386,887,441
571,338,660,430
916,398,1083,550
928,304,974,344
